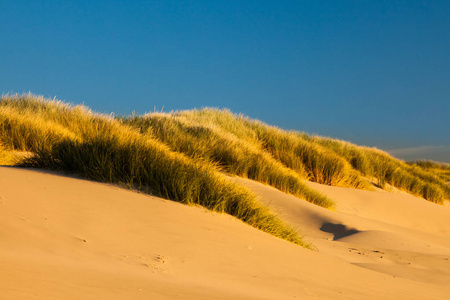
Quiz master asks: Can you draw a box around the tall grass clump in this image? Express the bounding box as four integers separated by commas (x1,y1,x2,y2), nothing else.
0,144,24,165
409,160,450,183
248,123,370,189
0,94,309,247
309,136,448,204
307,137,372,176
0,105,79,153
124,113,333,209
358,149,448,203
179,108,448,204
176,108,371,190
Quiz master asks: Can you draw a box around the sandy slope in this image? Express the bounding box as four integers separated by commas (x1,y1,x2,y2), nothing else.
1,167,449,299
234,177,450,287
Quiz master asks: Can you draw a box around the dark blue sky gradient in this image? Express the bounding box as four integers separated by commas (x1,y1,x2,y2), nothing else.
1,1,449,162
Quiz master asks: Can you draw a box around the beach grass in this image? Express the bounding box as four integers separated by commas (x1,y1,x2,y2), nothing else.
123,112,333,208
1,94,448,242
308,137,449,204
0,94,309,248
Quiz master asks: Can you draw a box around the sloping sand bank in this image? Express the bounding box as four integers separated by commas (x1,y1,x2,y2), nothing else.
1,167,449,299
234,177,450,287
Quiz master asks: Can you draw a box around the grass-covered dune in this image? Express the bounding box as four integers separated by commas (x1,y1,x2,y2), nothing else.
0,94,448,245
124,113,332,208
127,107,448,204
0,94,307,247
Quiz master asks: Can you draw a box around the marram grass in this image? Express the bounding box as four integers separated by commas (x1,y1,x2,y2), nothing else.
308,136,449,204
164,107,448,204
409,160,450,183
1,94,448,248
175,108,372,190
0,144,26,165
123,113,333,208
0,94,310,248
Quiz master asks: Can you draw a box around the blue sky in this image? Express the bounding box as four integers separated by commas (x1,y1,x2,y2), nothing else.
1,1,449,162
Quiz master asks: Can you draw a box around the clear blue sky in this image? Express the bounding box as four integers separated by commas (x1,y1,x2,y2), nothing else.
1,0,449,162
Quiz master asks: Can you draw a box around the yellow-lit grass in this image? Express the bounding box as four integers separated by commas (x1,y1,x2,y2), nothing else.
350,149,447,203
2,94,446,209
0,106,80,152
0,144,27,165
409,160,450,183
176,108,371,190
407,160,450,200
124,113,333,208
250,124,370,189
310,137,448,204
0,94,308,247
178,108,447,204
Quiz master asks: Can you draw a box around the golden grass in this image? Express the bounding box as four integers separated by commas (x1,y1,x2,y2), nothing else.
124,113,334,208
409,160,450,180
1,93,447,247
172,108,371,189
0,144,26,165
0,94,309,248
168,108,448,204
309,137,449,204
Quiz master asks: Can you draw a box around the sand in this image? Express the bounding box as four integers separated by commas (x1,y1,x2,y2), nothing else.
1,166,449,299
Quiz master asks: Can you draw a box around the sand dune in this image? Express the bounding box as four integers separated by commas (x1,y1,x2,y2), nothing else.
234,177,450,287
1,167,449,299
